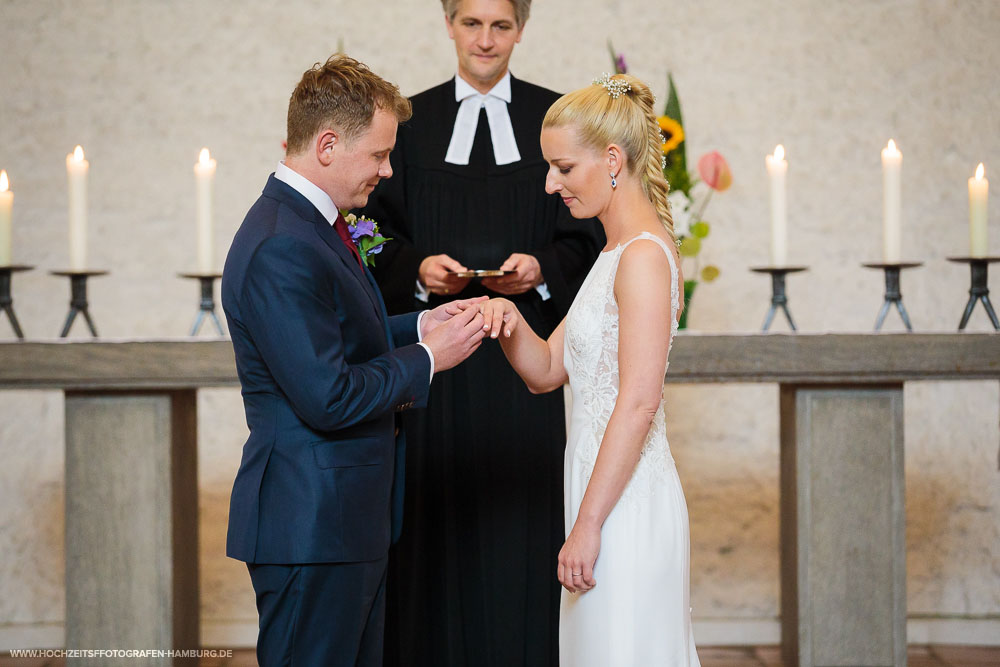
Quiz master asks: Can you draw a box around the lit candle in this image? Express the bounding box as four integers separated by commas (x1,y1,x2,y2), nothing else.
765,144,788,266
881,139,902,263
0,171,12,266
969,163,988,257
66,145,89,271
194,148,216,273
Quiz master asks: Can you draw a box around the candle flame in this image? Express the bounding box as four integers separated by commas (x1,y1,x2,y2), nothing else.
73,145,85,162
0,170,8,192
886,139,899,155
975,163,985,180
773,144,785,161
199,148,212,164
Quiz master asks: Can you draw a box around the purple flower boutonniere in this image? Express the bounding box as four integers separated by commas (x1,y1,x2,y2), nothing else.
341,211,391,268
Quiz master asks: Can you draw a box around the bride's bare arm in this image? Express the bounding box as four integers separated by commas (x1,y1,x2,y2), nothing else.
480,298,568,394
559,240,674,593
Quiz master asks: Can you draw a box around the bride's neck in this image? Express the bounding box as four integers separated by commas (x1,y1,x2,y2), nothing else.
599,180,661,247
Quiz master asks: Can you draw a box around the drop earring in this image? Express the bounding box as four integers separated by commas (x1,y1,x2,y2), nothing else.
610,173,617,189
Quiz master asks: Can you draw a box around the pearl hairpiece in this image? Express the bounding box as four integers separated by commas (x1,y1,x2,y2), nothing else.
593,72,631,99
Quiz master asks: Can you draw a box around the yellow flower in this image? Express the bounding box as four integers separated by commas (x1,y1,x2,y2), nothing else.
658,116,684,153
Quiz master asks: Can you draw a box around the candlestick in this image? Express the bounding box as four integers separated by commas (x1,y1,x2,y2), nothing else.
51,270,108,338
0,171,12,266
178,272,225,336
0,265,32,339
862,262,922,332
194,148,217,273
750,265,807,332
765,144,788,266
66,145,89,270
881,139,902,263
969,163,988,257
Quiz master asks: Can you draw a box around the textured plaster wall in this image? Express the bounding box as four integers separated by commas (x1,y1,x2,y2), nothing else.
1,0,998,645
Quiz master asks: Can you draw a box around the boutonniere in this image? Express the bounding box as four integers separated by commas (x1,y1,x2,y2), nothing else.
340,210,392,268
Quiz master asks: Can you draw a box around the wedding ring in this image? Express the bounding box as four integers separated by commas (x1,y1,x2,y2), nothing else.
572,572,582,576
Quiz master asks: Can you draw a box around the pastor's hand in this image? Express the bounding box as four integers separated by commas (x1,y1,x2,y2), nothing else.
419,254,472,296
481,253,543,295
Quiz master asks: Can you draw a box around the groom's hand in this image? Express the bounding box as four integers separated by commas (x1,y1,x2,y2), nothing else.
422,302,486,372
421,296,488,338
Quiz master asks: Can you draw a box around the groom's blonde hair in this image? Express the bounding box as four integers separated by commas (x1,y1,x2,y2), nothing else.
442,0,531,27
286,54,412,155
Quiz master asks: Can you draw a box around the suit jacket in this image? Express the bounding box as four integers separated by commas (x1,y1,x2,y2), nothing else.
222,174,431,564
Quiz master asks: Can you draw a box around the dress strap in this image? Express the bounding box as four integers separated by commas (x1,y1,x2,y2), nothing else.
618,232,680,323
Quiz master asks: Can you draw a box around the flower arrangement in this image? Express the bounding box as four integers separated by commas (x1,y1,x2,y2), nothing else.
341,210,391,268
609,43,732,328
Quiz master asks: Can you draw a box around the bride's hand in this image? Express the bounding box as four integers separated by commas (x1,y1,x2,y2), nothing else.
558,522,600,593
479,298,521,339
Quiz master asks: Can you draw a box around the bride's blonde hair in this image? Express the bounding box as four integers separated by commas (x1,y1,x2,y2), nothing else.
542,74,675,243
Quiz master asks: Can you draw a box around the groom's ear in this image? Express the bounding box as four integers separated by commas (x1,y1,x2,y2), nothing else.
316,129,339,166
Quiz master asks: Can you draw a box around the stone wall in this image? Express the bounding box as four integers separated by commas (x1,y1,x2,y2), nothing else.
1,0,998,646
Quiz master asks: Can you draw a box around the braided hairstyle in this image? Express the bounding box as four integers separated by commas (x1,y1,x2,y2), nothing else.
542,73,675,243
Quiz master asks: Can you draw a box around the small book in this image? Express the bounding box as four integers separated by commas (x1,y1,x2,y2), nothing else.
450,269,514,278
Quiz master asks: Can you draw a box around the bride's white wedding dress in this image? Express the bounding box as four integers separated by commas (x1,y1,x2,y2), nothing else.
560,231,700,666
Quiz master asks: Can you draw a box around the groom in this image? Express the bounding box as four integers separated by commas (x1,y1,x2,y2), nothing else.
222,54,487,666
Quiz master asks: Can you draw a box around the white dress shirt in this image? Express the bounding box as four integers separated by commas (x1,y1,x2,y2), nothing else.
445,71,521,166
274,161,435,382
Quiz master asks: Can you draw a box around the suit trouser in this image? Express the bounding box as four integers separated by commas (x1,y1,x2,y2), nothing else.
248,556,388,667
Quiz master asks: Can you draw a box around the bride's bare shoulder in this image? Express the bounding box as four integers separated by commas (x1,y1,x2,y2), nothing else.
615,237,673,288
619,233,676,269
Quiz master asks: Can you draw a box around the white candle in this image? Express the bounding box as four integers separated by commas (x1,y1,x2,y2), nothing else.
0,171,12,266
881,139,902,263
765,144,788,266
194,148,217,273
66,146,89,271
969,163,988,257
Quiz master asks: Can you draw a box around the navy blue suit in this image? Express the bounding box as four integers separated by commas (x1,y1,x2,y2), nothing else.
223,174,431,665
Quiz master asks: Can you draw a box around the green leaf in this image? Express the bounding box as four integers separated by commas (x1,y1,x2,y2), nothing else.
664,161,692,197
607,39,618,71
678,279,697,330
663,73,687,175
690,221,710,239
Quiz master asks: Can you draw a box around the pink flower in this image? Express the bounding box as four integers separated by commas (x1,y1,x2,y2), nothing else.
697,151,732,191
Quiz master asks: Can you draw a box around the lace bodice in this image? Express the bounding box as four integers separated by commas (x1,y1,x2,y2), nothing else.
564,232,680,502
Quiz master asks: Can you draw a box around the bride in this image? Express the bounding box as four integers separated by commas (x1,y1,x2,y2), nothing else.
480,73,700,666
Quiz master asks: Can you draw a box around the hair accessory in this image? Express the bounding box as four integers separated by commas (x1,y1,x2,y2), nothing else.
593,72,632,99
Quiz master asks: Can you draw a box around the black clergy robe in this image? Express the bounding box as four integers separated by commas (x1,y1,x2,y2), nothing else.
363,76,604,667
